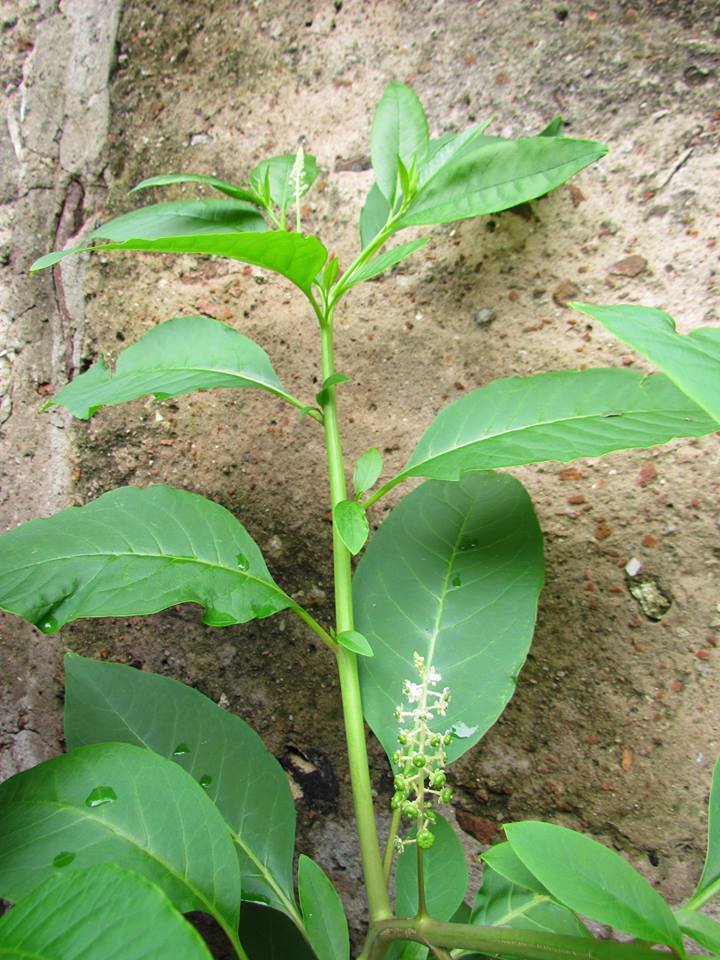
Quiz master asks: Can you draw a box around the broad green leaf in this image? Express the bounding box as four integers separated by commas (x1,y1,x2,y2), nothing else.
572,302,720,424
397,135,607,227
0,484,292,633
418,122,494,189
30,230,328,297
0,864,213,960
44,316,295,419
371,82,429,205
131,172,260,204
91,199,267,240
359,182,391,247
346,238,429,288
248,153,319,214
336,630,374,657
240,903,317,960
675,908,720,954
64,653,298,919
481,841,550,896
693,756,720,905
353,447,383,497
539,116,564,137
393,369,717,485
333,499,370,556
298,855,349,960
395,814,468,921
472,866,590,938
356,472,544,765
505,821,684,953
0,742,241,936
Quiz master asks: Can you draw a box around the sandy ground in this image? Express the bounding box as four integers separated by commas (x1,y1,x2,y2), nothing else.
1,0,720,950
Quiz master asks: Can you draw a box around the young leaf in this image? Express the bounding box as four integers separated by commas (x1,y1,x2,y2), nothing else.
0,484,293,633
64,653,298,919
336,630,374,657
0,864,213,960
395,814,468,921
371,82,429,206
0,742,242,935
345,237,429,289
504,821,685,954
30,230,328,297
91,199,267,240
248,153,319,214
353,447,383,497
298,855,350,960
397,135,607,227
472,866,591,938
539,116,565,137
316,372,350,406
391,369,717,485
356,472,544,766
333,499,370,556
692,755,720,906
240,902,317,960
572,302,720,424
418,122,494,190
481,841,550,896
44,315,295,419
359,182,391,247
675,908,720,954
131,171,260,204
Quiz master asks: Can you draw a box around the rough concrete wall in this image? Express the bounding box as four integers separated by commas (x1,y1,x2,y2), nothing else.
0,0,121,777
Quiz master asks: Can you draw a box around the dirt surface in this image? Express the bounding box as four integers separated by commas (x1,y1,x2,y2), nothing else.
2,0,720,949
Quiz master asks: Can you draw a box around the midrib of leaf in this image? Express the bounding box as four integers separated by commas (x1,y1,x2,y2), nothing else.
76,364,292,403
424,499,470,676
9,797,229,925
489,892,553,927
230,832,303,928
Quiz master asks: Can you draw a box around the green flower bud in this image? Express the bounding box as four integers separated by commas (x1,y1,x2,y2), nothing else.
412,754,425,769
416,829,435,849
403,802,419,819
440,787,453,804
391,791,404,809
432,771,447,788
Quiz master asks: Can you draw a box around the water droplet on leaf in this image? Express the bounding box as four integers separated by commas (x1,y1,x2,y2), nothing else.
53,851,76,868
37,615,59,634
451,574,462,588
199,774,212,789
85,786,118,808
235,552,249,571
173,743,190,756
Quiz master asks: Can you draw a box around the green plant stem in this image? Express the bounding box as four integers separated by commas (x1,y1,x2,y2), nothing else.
383,806,402,884
416,845,428,918
319,313,391,923
685,877,720,911
363,918,672,960
290,602,337,652
363,475,404,510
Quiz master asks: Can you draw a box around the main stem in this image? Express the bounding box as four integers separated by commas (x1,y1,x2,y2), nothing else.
319,315,391,923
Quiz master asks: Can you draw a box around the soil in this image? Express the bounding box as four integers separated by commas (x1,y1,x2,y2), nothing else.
1,0,720,952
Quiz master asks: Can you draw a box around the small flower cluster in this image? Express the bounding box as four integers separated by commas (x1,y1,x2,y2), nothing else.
391,652,453,851
290,145,307,232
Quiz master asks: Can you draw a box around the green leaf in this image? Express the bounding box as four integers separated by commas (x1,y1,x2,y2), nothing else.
505,821,684,953
0,484,292,633
30,230,328,297
64,653,298,919
359,182,391,247
91,199,267,241
43,316,294,419
418,122,494,190
397,135,607,227
693,756,720,905
298,855,350,960
346,238,429,288
472,866,590,938
395,814,467,920
356,472,544,765
353,447,384,497
336,630,374,657
394,369,717,484
248,153,319,214
0,742,242,936
240,903,317,960
676,908,720,954
333,499,370,556
316,372,351,406
0,864,213,960
131,172,260,204
371,83,429,206
572,302,720,424
538,116,565,137
481,841,550,896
